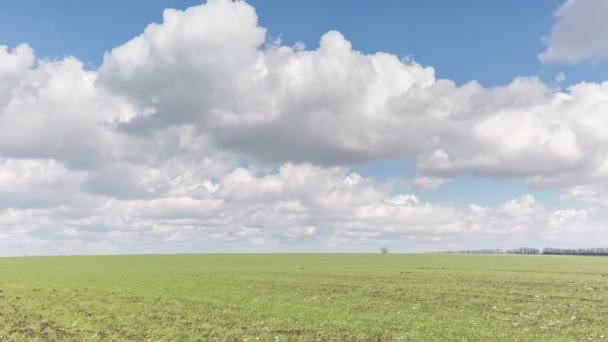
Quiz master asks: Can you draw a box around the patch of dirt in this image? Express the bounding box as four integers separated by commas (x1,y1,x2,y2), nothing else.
273,328,316,335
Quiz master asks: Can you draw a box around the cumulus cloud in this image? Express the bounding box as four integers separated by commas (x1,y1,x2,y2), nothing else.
411,176,450,190
1,0,608,254
0,48,138,168
540,0,608,63
94,0,608,187
0,158,92,209
1,163,604,256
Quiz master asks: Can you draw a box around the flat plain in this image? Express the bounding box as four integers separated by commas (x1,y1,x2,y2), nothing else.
1,254,608,341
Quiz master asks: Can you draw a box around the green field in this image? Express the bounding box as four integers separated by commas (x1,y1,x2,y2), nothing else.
1,254,608,341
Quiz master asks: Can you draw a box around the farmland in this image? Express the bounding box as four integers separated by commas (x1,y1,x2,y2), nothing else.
1,254,608,341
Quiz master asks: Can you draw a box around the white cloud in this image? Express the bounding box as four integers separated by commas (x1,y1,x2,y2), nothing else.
0,51,137,168
411,176,450,189
0,44,35,108
540,0,608,63
95,0,608,187
2,163,605,256
0,158,93,209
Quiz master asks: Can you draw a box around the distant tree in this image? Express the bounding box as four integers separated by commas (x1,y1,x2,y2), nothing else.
438,247,541,255
541,247,608,256
434,247,608,256
380,246,389,254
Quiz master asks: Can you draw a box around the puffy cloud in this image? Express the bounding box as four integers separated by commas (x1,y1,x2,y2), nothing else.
0,44,237,172
98,0,267,130
96,0,437,164
0,44,35,108
2,163,606,256
411,176,450,190
0,158,92,209
540,0,608,63
559,184,608,207
0,50,137,168
0,164,608,254
95,0,608,187
401,79,608,192
4,1,608,183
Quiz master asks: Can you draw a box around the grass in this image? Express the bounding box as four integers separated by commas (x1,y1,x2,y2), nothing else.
1,254,608,341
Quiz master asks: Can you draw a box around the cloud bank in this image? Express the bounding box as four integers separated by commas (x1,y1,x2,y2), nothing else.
1,0,607,255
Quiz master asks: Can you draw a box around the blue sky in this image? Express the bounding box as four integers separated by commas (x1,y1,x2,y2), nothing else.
2,1,607,85
2,1,606,90
1,0,608,254
4,0,605,84
0,0,585,85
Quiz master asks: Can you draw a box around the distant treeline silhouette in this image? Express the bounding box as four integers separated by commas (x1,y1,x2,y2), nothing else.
434,247,608,256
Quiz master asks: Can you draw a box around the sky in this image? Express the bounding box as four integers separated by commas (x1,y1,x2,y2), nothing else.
1,0,608,255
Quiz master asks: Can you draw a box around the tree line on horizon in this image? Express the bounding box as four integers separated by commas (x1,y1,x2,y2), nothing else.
433,247,608,256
